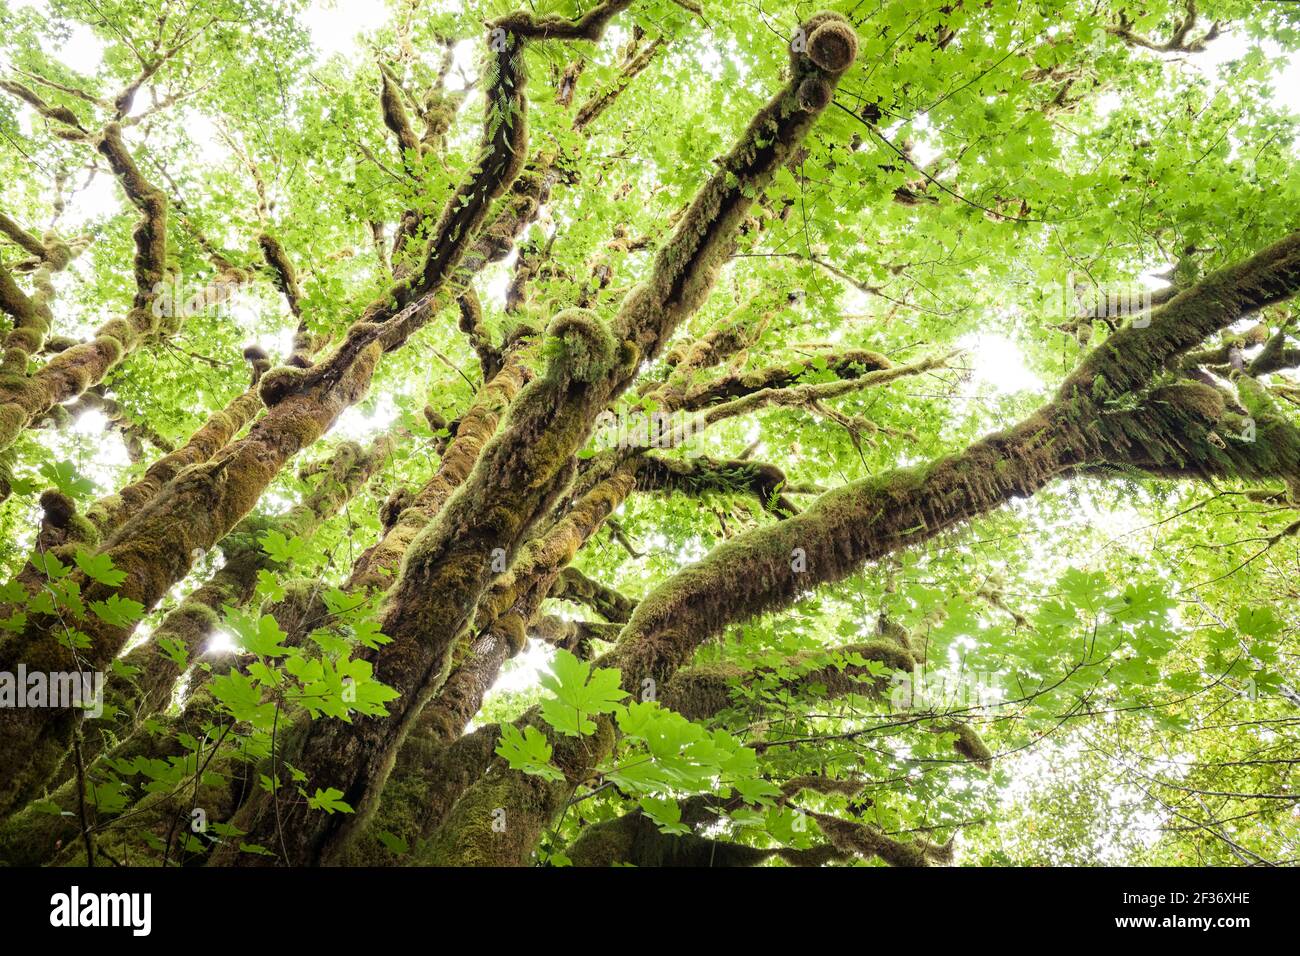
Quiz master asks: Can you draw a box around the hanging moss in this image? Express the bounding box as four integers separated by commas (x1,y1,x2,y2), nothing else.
258,233,303,319
634,453,799,515
1149,380,1227,423
937,722,994,769
678,347,892,409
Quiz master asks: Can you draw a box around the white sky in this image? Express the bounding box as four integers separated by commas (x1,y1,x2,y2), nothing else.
301,0,393,60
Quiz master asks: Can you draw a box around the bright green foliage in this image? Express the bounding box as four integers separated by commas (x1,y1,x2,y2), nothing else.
496,724,565,782
0,0,1296,869
538,649,627,736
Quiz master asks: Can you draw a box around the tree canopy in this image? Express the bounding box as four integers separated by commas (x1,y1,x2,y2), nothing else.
0,0,1298,868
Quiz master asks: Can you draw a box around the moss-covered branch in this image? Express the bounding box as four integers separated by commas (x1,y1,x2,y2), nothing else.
426,226,1300,866
0,78,92,138
83,347,271,536
473,467,638,648
258,232,304,323
0,210,54,260
634,453,805,515
1062,231,1300,403
345,345,533,592
567,810,843,866
225,14,858,867
548,566,635,623
496,0,636,41
0,123,168,468
660,639,916,720
571,33,664,132
807,811,953,866
279,27,529,402
0,220,80,376
98,436,394,754
676,347,893,411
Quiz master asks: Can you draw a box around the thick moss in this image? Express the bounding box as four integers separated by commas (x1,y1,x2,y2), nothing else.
545,308,617,384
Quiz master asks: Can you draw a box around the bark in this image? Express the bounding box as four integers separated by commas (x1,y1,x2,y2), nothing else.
223,11,858,866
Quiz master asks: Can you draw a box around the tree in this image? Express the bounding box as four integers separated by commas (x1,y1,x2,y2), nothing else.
0,0,1297,868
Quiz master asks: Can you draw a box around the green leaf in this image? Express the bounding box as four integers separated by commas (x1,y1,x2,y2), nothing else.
39,460,95,498
211,671,272,725
538,649,628,737
255,569,285,603
307,787,354,814
377,830,409,855
1236,605,1283,640
495,723,565,781
639,796,690,835
225,606,288,657
89,593,146,628
258,529,306,565
157,636,189,670
30,551,71,580
74,548,127,587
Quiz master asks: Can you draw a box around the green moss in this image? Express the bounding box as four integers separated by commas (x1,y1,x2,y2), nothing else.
804,15,858,72
796,77,832,111
544,308,617,384
1151,380,1227,422
946,722,994,769
257,366,308,407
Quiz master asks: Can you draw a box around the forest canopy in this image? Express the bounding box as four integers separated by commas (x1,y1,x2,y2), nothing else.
0,0,1298,868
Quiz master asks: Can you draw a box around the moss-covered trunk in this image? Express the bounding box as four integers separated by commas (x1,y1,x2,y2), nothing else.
218,14,859,867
